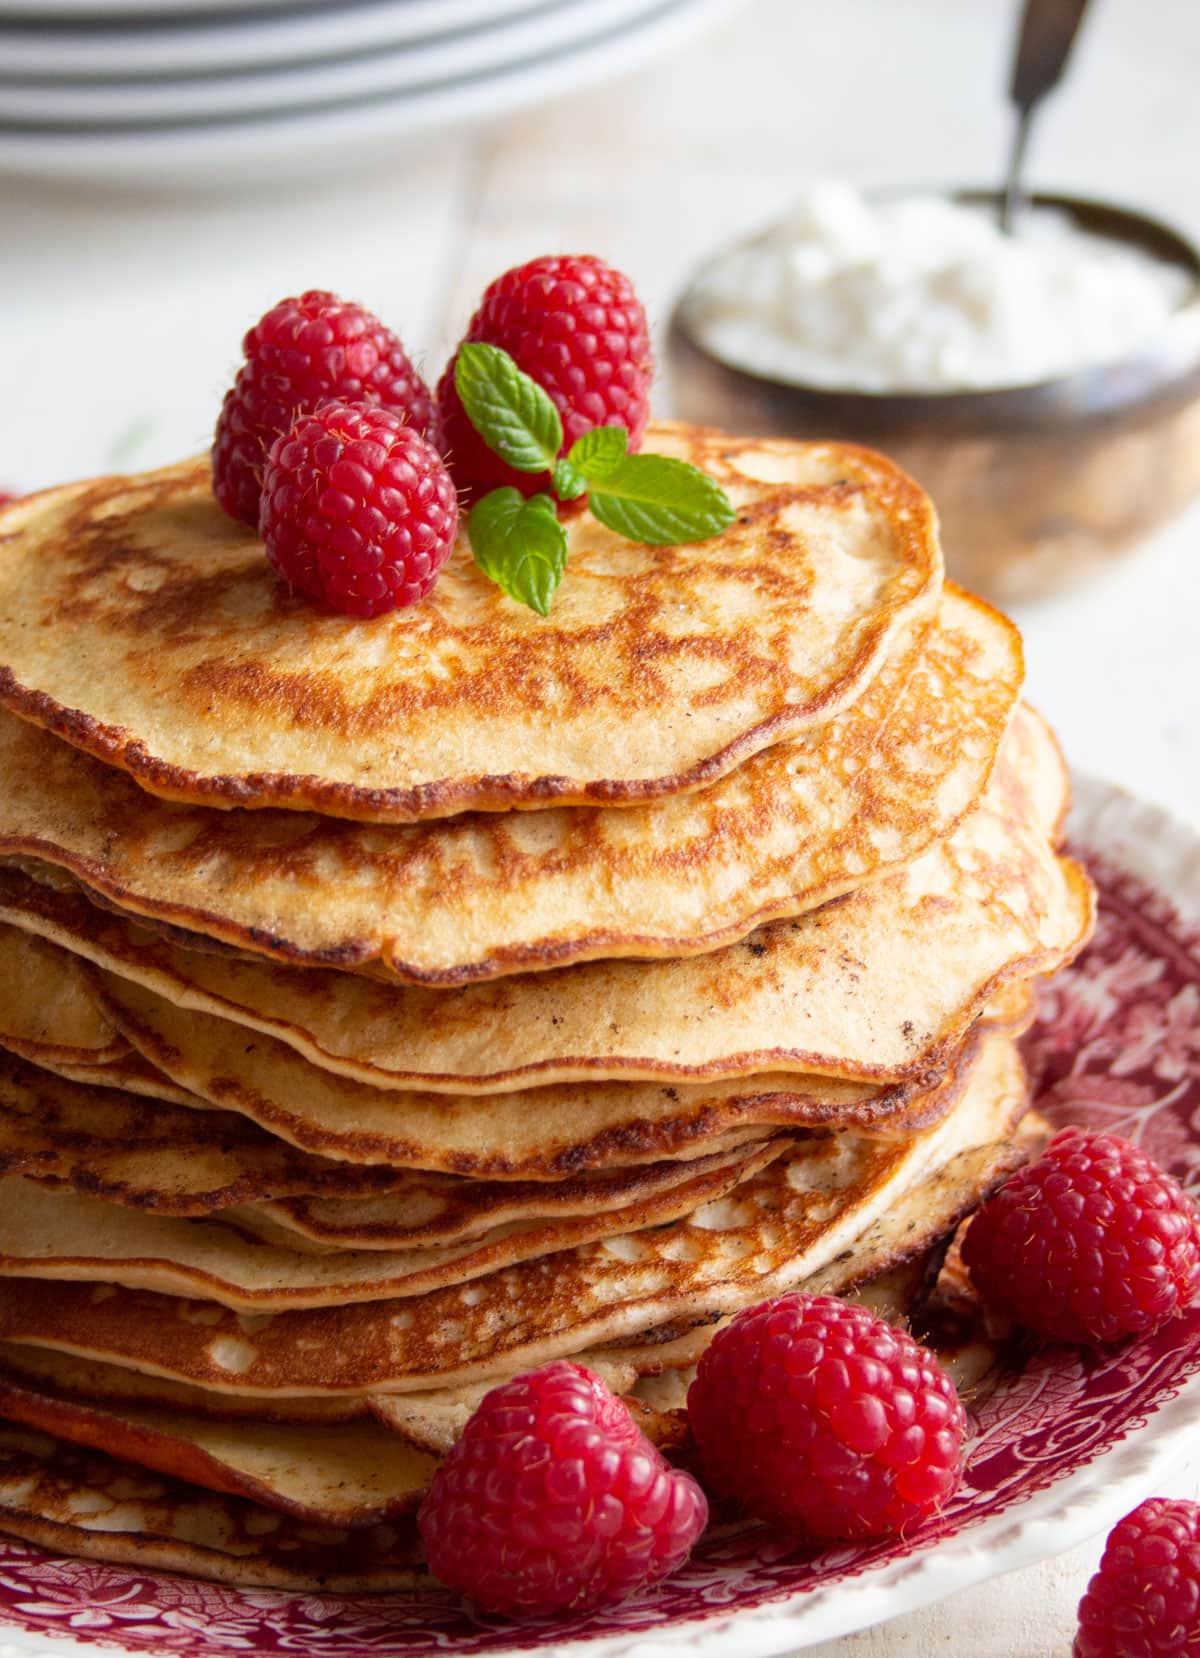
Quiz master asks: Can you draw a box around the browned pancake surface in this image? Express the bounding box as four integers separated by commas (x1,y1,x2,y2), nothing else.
0,588,1016,979
0,427,939,821
0,1031,1026,1392
0,1427,427,1591
0,708,1092,1097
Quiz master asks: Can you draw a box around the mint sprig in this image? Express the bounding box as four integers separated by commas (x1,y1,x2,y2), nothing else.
455,344,735,615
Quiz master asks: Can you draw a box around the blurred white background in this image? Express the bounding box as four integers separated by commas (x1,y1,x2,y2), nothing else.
0,3,1198,1652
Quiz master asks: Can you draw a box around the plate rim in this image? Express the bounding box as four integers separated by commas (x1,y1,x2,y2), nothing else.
0,0,742,184
0,0,672,122
0,0,584,85
0,0,540,25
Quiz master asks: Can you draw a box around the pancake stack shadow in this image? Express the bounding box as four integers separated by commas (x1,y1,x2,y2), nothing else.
0,425,1094,1590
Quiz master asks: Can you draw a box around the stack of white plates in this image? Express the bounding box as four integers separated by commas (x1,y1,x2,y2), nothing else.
0,0,740,183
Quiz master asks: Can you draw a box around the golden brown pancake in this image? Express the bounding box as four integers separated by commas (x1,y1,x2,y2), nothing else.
91,969,1013,1175
0,921,126,1068
0,428,940,822
16,1050,204,1110
0,709,1092,1097
0,1030,1025,1394
0,1345,366,1421
0,1428,427,1591
0,1140,785,1310
0,1057,794,1252
0,1375,434,1526
0,587,1017,981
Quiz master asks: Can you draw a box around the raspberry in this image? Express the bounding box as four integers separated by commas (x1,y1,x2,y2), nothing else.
213,290,434,527
1074,1499,1200,1656
962,1128,1200,1345
688,1293,965,1540
417,1361,707,1615
437,254,653,500
260,402,458,618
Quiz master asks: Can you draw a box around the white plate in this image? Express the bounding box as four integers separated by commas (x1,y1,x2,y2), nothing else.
0,0,666,121
0,0,741,183
0,0,380,19
0,0,565,77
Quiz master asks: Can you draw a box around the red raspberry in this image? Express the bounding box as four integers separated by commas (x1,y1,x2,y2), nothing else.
417,1361,707,1615
688,1293,965,1539
437,253,653,500
213,289,434,526
1074,1498,1200,1656
962,1128,1200,1345
260,402,458,618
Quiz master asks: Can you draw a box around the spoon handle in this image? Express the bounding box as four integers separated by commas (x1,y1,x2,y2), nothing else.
1001,0,1093,231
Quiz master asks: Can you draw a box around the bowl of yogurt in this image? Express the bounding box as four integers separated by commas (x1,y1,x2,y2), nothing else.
670,186,1200,601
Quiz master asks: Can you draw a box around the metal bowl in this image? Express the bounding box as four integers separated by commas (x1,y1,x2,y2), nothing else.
669,191,1200,603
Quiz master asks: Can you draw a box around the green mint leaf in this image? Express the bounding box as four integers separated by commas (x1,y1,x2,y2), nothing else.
552,458,588,501
567,423,628,481
468,488,568,617
586,455,737,546
454,343,563,474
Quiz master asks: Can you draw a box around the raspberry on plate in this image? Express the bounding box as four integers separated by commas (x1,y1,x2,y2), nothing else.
213,289,434,527
260,401,458,618
962,1127,1200,1345
417,1360,707,1616
687,1292,966,1540
1074,1498,1200,1656
437,253,653,500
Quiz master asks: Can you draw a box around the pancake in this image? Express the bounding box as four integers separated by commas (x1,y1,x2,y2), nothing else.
0,1057,795,1244
8,1049,210,1111
0,921,126,1068
0,1052,412,1213
90,969,996,1174
0,587,1017,982
0,1375,435,1526
238,997,1016,1245
0,428,940,822
0,1428,427,1591
0,1140,786,1310
0,1345,372,1422
0,708,1093,1095
238,974,1007,1240
0,1029,1025,1394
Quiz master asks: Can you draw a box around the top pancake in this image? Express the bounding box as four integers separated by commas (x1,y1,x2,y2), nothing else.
0,425,940,822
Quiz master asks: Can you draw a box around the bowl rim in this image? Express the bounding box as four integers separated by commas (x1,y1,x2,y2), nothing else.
670,189,1200,436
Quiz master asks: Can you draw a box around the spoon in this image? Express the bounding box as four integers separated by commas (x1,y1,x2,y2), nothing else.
1001,0,1093,233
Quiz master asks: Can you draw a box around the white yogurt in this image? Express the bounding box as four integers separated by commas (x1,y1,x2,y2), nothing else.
688,183,1192,393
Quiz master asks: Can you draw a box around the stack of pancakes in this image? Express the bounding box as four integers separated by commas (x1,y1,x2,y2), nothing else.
0,425,1092,1591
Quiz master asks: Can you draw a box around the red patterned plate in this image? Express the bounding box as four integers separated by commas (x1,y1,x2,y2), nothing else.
0,776,1198,1658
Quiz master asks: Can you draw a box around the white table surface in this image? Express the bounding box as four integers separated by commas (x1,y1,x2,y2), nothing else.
0,1,1197,1650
